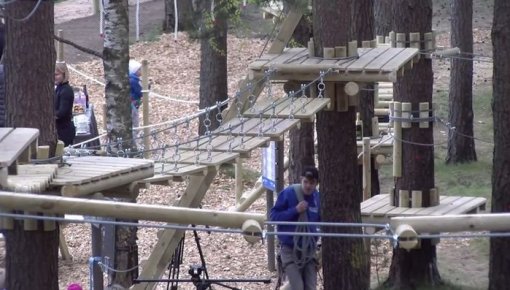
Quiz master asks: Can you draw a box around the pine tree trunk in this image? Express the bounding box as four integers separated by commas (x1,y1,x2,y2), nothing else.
385,1,441,288
314,1,369,289
103,0,138,286
489,1,510,289
103,0,133,147
4,1,59,289
446,0,476,164
163,0,197,33
198,0,228,136
352,0,380,197
374,0,393,37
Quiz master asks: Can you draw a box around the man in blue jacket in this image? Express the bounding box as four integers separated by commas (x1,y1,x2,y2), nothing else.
271,166,320,290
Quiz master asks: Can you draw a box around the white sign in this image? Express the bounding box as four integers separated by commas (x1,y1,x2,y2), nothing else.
262,141,276,191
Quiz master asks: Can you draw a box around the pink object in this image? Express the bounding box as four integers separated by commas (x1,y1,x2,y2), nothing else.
67,283,83,290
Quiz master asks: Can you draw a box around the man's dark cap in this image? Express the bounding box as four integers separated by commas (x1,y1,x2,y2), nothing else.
302,166,319,181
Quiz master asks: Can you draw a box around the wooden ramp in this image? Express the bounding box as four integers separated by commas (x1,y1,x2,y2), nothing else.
361,194,487,224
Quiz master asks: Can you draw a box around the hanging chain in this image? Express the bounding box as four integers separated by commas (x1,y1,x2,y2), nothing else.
300,83,308,113
216,101,223,129
247,83,257,113
317,70,326,98
288,90,296,120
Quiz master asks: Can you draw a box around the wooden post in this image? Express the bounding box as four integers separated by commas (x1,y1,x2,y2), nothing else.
376,35,384,44
411,190,422,208
393,102,402,177
430,187,439,206
398,189,409,207
371,117,379,137
323,47,335,58
141,60,150,158
334,46,346,58
362,40,371,48
419,102,430,128
92,0,101,15
307,38,315,57
396,33,406,48
401,102,412,128
362,137,371,201
57,29,64,62
235,157,243,205
389,31,396,48
348,41,358,57
409,32,421,60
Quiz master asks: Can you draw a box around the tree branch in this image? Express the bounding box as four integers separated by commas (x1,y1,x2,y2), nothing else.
53,35,103,59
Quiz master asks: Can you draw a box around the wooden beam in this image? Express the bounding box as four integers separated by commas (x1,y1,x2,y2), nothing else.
267,8,303,54
391,213,510,234
133,167,217,290
222,8,304,123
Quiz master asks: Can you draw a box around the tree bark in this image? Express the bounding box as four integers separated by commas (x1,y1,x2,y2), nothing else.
4,1,59,289
446,0,477,164
198,0,228,136
385,1,441,289
489,1,510,289
285,82,315,184
314,1,369,289
103,0,133,147
374,0,393,37
163,0,197,33
352,0,380,197
103,0,138,287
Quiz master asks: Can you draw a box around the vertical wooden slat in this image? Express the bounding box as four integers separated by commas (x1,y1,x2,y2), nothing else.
411,190,422,208
399,189,409,207
348,41,358,57
430,187,439,206
334,46,346,57
362,137,371,201
396,33,406,48
393,102,402,177
401,102,412,128
419,102,430,128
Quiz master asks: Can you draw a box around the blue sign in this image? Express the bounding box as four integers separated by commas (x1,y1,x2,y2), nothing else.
262,141,276,191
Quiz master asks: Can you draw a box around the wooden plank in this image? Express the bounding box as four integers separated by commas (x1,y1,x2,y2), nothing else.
429,196,476,216
267,9,303,54
0,128,39,167
266,48,307,67
0,128,14,142
344,47,391,72
361,195,391,213
364,48,406,71
232,118,299,139
176,150,239,166
212,136,270,153
277,98,331,119
281,48,310,64
409,196,460,215
380,48,419,72
360,193,388,209
445,197,487,215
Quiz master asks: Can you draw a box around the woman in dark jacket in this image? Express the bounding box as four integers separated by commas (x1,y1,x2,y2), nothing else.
55,62,75,146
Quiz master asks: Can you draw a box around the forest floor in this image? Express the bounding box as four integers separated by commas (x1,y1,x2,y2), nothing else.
2,0,498,289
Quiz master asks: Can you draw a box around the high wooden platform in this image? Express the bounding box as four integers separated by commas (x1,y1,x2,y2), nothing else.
249,47,419,82
361,194,487,224
50,156,154,197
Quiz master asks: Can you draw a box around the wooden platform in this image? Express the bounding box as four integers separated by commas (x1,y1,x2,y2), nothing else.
242,97,331,121
361,194,487,224
249,47,419,82
50,156,154,197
